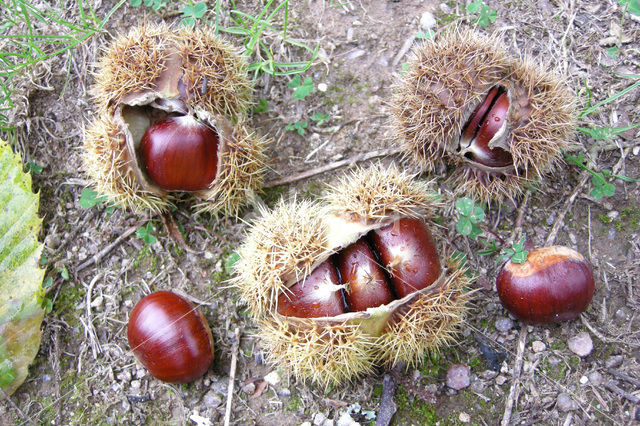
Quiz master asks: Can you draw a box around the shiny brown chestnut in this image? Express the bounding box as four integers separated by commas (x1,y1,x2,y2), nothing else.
140,115,219,191
496,246,595,325
127,291,215,383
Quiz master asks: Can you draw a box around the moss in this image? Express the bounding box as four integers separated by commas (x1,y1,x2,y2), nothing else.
372,383,383,399
420,352,445,378
598,213,611,224
261,185,286,206
54,282,86,326
392,386,440,425
132,246,159,272
539,358,567,381
550,340,565,350
286,393,303,412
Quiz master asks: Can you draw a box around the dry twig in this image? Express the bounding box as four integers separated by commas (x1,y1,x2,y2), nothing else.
224,327,241,426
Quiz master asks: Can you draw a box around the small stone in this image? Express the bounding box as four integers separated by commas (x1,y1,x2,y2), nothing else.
459,412,471,423
439,3,453,14
264,371,280,386
615,308,628,321
136,368,146,379
633,145,640,156
635,406,640,421
605,355,624,369
495,317,514,332
317,83,328,92
346,28,354,42
446,364,471,390
531,340,546,353
117,370,132,382
607,210,619,220
336,412,359,426
314,412,328,426
579,376,588,385
202,390,222,408
556,392,578,412
278,388,291,397
419,12,436,30
346,49,365,60
568,332,593,357
301,423,312,426
588,371,603,386
495,375,508,386
480,370,498,380
569,233,577,245
90,295,104,309
241,382,256,394
130,380,141,390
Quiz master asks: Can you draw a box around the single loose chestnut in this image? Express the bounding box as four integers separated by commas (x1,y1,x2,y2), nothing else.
496,246,594,324
127,291,215,383
140,116,219,191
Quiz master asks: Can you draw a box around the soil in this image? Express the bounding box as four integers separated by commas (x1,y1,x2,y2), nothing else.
1,1,640,425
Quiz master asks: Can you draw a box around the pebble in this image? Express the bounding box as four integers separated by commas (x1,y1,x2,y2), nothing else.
346,49,365,60
317,83,328,92
264,371,280,386
607,210,619,220
336,412,359,426
419,12,436,30
568,332,593,357
117,370,132,382
480,370,498,380
313,412,328,426
439,3,453,14
278,388,291,398
301,423,312,426
633,145,640,156
136,368,146,379
579,376,588,385
588,371,603,386
241,382,255,394
202,390,222,408
459,412,471,423
605,355,624,369
495,317,514,332
495,375,508,386
556,392,578,412
130,380,141,390
446,364,471,390
615,308,629,321
531,340,546,353
90,295,104,309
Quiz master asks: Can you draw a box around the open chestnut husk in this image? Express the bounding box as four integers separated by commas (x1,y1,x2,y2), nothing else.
392,30,575,203
82,23,267,215
496,246,594,324
234,165,470,386
127,291,214,383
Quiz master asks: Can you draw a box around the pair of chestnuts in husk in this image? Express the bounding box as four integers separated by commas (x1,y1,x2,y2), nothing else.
83,23,267,216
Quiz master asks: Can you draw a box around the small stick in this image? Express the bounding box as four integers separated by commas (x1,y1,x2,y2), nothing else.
224,327,241,426
0,388,35,426
607,368,640,387
264,147,404,188
545,171,589,246
75,225,138,273
375,374,397,426
500,327,528,426
603,381,640,404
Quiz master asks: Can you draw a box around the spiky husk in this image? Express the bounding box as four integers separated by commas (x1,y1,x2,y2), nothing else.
392,29,575,201
92,23,251,118
82,114,169,213
235,199,331,317
92,23,172,109
392,30,510,170
324,163,439,222
373,262,471,366
174,26,252,118
259,316,376,387
196,123,268,216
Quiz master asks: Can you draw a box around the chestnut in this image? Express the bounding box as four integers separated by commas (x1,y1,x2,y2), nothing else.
127,291,215,383
140,116,219,191
369,217,442,298
496,246,595,324
277,260,345,318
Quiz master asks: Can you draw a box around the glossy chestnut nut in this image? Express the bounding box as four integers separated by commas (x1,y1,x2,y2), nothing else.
140,115,219,191
277,260,345,318
127,291,215,383
496,246,595,325
461,88,513,168
334,239,394,312
369,217,442,298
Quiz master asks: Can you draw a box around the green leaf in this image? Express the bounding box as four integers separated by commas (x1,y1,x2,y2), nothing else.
0,139,46,397
456,217,473,236
225,252,240,276
59,266,69,281
253,98,269,114
136,222,157,246
469,224,483,240
455,198,474,217
467,1,481,13
130,0,142,6
511,250,528,264
590,186,604,200
193,2,207,18
288,75,302,88
79,188,107,209
293,77,314,100
311,112,330,125
618,0,640,15
24,162,42,175
469,205,485,224
606,46,620,59
603,183,615,197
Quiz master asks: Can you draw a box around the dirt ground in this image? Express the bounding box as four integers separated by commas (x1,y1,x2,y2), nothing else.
1,0,640,425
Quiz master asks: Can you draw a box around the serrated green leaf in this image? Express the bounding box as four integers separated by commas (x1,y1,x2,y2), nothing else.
456,217,472,236
469,205,485,224
0,139,45,398
293,77,314,100
511,250,528,264
603,183,615,197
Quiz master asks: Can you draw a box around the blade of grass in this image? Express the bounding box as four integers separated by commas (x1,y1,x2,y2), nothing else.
579,79,640,118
